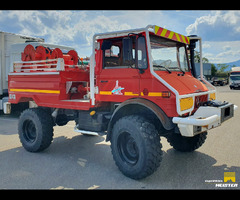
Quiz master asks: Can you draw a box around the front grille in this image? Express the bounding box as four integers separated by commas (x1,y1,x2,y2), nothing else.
194,94,208,111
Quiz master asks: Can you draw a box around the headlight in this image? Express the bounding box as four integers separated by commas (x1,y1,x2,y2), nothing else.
180,97,193,111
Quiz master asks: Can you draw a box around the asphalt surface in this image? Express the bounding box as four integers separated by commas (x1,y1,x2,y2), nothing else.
0,85,240,189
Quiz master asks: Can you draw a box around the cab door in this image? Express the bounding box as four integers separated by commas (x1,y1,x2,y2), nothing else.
97,37,140,102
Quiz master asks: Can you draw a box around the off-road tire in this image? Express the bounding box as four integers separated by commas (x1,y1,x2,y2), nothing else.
18,108,54,152
167,132,207,152
110,115,162,180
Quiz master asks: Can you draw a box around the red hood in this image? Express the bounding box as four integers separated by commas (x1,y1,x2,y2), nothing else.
156,72,208,95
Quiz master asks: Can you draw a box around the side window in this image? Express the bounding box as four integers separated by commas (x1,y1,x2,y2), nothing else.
137,37,148,69
102,37,149,69
102,38,136,69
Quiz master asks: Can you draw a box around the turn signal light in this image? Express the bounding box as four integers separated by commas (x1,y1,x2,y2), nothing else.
162,91,171,98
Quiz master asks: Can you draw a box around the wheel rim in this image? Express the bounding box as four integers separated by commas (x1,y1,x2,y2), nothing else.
117,132,139,166
22,120,37,143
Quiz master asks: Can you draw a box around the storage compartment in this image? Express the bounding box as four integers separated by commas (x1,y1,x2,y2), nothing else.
77,111,110,132
58,70,90,100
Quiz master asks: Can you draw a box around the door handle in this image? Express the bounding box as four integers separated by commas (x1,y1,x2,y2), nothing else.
100,80,108,83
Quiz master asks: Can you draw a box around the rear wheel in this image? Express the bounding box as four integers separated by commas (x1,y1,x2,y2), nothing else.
110,115,162,180
18,108,54,152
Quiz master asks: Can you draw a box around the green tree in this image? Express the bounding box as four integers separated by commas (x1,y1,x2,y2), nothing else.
215,64,230,78
211,64,217,77
194,51,209,63
216,64,230,72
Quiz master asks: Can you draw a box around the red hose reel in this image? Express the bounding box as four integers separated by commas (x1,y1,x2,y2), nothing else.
21,44,78,66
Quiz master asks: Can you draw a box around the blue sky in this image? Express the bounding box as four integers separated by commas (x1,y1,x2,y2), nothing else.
1,10,240,63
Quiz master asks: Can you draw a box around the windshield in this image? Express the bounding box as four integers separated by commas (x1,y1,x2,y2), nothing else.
150,34,189,72
230,76,240,81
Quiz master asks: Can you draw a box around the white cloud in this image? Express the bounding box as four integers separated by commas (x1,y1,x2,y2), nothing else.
223,45,231,51
186,11,240,41
2,10,240,63
186,11,240,63
72,14,131,45
202,43,211,48
201,41,240,63
0,10,132,56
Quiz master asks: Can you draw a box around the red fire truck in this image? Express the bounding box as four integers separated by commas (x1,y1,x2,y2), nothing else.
6,25,237,179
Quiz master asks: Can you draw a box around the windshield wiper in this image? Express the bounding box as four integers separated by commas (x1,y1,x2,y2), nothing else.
153,64,171,74
179,67,185,75
171,67,185,75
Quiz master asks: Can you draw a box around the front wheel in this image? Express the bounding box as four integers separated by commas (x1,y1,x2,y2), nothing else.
110,115,162,180
167,132,207,152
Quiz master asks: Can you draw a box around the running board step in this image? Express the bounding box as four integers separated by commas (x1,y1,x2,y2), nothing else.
74,126,106,136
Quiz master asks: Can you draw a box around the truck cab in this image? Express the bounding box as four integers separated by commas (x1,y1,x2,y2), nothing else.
91,25,235,137
95,27,209,118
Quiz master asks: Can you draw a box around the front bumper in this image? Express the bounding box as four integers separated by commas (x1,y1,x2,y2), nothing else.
230,83,240,88
172,102,238,137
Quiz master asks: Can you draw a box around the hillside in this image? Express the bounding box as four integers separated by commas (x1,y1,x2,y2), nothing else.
223,59,240,67
213,59,240,72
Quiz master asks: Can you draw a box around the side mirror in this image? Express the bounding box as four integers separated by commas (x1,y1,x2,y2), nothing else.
122,37,133,64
